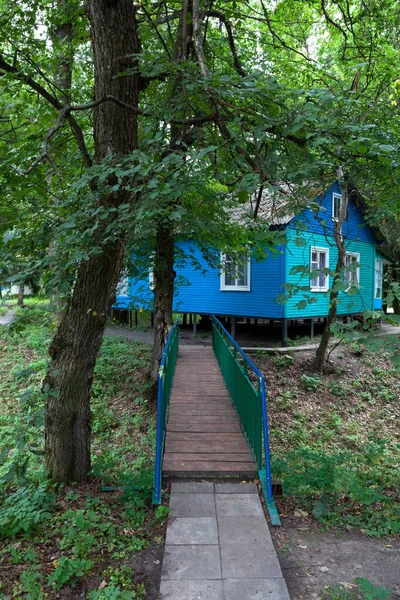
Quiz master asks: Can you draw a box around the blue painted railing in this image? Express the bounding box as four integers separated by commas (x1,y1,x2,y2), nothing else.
152,319,179,505
212,316,280,525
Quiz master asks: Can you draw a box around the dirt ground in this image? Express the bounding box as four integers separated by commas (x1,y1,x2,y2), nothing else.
270,510,400,600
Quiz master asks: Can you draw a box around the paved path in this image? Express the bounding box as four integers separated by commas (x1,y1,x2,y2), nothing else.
0,310,14,326
163,346,257,478
160,481,290,600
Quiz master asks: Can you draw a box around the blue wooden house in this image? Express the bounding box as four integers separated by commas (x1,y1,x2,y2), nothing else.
114,182,386,341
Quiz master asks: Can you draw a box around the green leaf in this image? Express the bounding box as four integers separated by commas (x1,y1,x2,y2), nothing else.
296,299,307,310
237,191,249,204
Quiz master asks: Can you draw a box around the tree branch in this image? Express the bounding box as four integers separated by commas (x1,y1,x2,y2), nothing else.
192,0,210,78
0,55,92,168
203,9,246,77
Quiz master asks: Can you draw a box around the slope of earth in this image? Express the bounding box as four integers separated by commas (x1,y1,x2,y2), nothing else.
253,345,400,599
0,307,167,599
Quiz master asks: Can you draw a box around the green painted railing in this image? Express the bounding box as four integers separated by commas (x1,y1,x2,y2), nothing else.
153,319,179,505
212,316,280,525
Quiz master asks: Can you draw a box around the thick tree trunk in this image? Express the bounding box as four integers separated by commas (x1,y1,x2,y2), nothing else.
17,284,24,307
315,175,348,372
151,228,175,380
44,0,140,483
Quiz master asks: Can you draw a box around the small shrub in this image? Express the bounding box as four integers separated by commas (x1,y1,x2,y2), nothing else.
47,556,93,589
300,373,322,391
0,483,55,539
328,382,349,396
273,354,294,368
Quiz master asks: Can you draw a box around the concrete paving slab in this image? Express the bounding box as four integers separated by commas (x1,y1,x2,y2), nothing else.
0,311,14,326
166,517,218,545
223,578,291,600
218,516,274,546
161,545,221,580
216,494,264,518
170,493,216,517
171,481,214,494
159,579,224,600
220,545,282,579
215,482,258,495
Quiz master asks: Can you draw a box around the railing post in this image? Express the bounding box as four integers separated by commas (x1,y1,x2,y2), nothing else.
153,370,164,505
152,319,179,506
211,315,280,526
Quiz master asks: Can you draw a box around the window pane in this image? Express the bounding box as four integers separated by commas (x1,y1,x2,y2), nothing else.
224,254,235,286
222,253,249,288
333,195,342,219
375,260,383,298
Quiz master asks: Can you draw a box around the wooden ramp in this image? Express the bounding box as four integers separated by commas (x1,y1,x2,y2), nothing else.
163,345,257,477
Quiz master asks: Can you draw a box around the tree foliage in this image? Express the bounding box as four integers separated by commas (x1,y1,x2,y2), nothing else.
0,0,399,481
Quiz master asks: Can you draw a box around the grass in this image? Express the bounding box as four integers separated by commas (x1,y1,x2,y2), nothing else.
254,346,400,537
321,578,391,600
0,305,166,599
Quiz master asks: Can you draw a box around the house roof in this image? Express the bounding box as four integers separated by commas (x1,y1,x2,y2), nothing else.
231,181,389,248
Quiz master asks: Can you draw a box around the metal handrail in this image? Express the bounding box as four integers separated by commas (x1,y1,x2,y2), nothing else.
212,316,280,525
152,318,179,505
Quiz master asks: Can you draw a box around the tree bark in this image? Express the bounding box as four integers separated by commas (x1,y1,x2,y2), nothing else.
44,0,140,483
315,174,348,372
17,284,24,307
392,266,400,314
151,228,176,380
150,3,192,379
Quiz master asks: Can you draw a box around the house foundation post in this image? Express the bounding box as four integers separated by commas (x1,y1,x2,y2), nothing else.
135,310,138,326
310,317,314,339
282,319,288,347
183,313,187,326
231,316,236,340
128,310,132,328
193,313,197,336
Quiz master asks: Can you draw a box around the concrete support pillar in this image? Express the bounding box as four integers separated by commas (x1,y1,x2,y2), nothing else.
193,313,197,335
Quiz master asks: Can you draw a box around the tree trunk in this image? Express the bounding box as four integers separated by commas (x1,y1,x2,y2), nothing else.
44,0,140,483
150,3,192,379
315,174,348,372
390,266,400,314
151,228,175,380
17,284,24,307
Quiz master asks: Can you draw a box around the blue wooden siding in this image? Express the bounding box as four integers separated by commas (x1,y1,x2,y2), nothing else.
113,182,379,318
290,181,376,244
115,242,286,318
285,229,375,318
172,242,284,318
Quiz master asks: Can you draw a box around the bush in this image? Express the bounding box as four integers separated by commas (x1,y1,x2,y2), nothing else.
0,483,55,539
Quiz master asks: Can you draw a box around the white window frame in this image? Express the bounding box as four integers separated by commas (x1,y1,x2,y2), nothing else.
220,252,251,291
375,259,383,299
310,246,329,292
332,192,342,221
344,252,360,290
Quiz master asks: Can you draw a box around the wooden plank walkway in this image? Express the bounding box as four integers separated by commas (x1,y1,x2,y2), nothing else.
163,346,257,477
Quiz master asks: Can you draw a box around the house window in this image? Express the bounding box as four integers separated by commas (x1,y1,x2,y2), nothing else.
220,253,250,291
375,259,383,298
344,252,360,288
332,193,342,221
310,247,329,292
